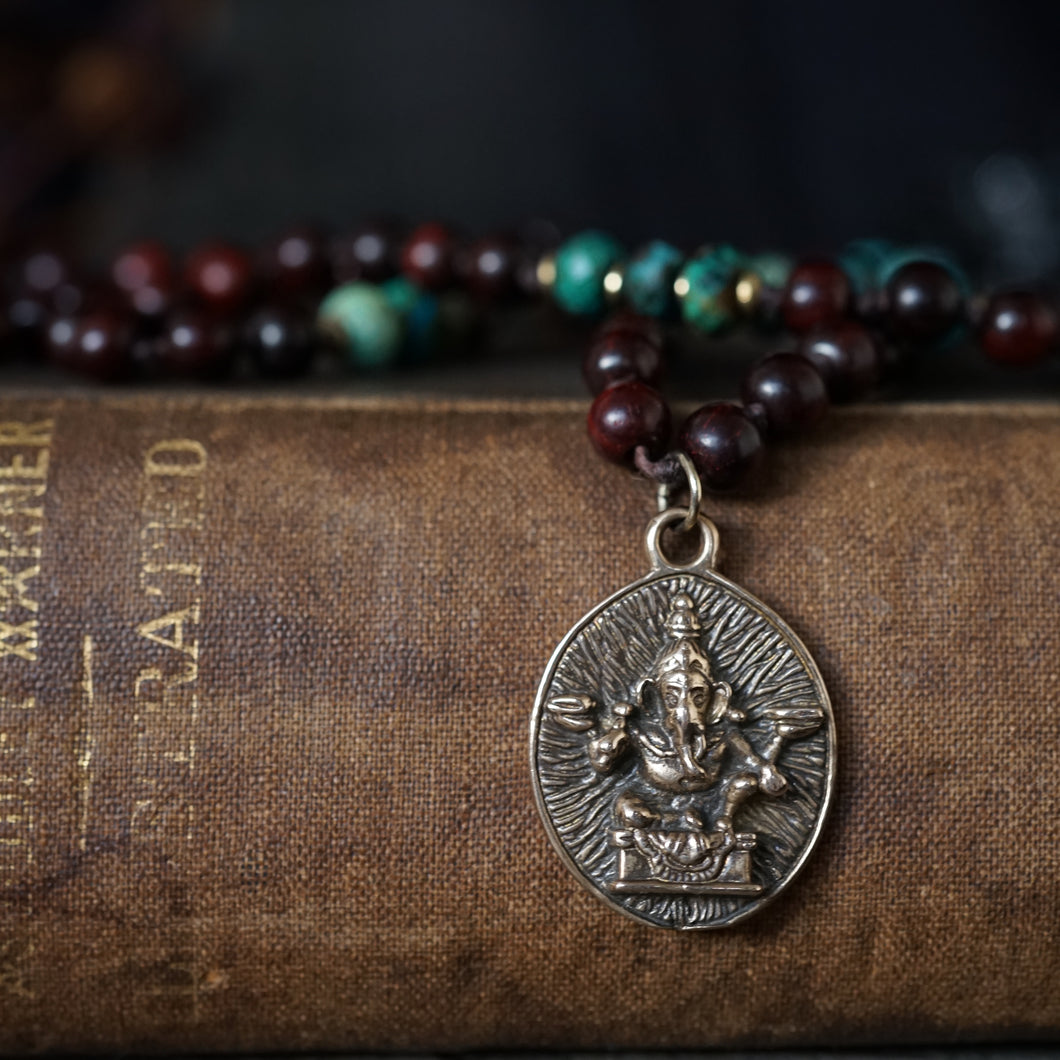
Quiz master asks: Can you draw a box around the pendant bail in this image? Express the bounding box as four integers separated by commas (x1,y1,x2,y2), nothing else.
655,450,702,531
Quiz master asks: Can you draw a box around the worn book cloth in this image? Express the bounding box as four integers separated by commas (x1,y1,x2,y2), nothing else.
0,395,1057,1053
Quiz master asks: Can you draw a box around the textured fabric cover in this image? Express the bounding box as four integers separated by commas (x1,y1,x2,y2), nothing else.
0,395,1057,1052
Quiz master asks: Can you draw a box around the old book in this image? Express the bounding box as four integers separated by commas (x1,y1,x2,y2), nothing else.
0,394,1057,1052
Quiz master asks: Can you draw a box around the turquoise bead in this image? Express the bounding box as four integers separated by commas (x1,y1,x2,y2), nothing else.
625,240,684,319
552,230,623,316
318,282,403,368
838,238,894,294
382,276,440,362
677,245,745,333
747,251,793,290
877,244,972,297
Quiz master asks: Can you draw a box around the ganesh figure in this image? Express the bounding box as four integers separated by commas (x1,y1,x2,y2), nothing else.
546,592,822,895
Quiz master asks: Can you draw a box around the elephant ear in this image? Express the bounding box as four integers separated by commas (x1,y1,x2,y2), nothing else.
636,677,663,722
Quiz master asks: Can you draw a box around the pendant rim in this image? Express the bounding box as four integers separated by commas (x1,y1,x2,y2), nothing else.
530,565,836,931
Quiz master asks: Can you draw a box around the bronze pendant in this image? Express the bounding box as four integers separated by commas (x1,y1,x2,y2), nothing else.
531,507,835,930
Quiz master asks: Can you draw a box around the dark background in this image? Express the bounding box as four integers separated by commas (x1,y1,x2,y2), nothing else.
10,0,1060,283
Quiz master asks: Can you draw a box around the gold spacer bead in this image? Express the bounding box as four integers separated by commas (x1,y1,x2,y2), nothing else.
733,269,762,316
536,252,557,292
603,264,624,304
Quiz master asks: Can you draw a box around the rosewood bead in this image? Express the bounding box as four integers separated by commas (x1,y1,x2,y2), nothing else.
112,240,172,295
15,248,72,297
156,310,233,378
679,402,764,492
401,222,457,291
885,261,963,343
799,321,882,401
111,240,175,318
587,381,671,465
259,225,329,297
782,260,851,333
594,310,664,352
582,330,665,394
979,291,1058,366
331,220,400,283
243,308,314,378
741,352,829,436
462,235,517,301
184,242,253,313
46,310,131,380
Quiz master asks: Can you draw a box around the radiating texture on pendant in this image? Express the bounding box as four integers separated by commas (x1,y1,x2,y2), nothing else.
531,570,834,930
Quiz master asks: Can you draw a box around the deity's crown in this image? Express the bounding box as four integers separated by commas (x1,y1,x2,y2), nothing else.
654,593,712,680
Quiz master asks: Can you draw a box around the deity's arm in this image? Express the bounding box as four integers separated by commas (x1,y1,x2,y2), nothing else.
588,701,633,774
726,730,787,795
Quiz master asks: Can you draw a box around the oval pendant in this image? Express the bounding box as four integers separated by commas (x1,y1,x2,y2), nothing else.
531,509,835,930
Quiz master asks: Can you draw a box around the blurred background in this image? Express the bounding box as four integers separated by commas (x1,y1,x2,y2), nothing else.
3,0,1060,393
8,0,1060,277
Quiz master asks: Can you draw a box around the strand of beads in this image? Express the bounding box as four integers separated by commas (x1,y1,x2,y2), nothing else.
583,311,836,492
547,230,1060,372
6,219,545,382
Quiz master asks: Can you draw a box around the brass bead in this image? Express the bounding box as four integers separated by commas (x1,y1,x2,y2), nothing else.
603,263,625,306
536,252,557,292
733,269,763,317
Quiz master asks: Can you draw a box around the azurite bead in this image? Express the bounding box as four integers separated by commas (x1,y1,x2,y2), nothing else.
742,352,829,436
799,321,882,401
625,240,684,319
679,402,763,492
782,259,851,333
317,282,403,368
185,242,253,313
401,222,457,291
885,260,963,343
582,330,665,395
587,381,671,466
552,230,624,316
676,245,745,333
979,291,1058,366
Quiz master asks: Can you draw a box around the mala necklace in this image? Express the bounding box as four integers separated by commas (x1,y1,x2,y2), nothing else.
525,231,1054,930
6,220,1054,929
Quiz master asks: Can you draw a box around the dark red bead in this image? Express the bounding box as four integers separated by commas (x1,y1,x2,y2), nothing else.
582,331,664,395
156,310,234,379
462,235,517,301
587,381,671,465
782,260,851,333
184,242,253,313
243,308,314,379
259,225,329,298
401,222,457,291
679,402,764,492
799,321,882,402
978,291,1058,366
741,352,829,436
885,261,963,343
330,220,401,283
112,240,172,294
111,240,175,319
46,310,131,381
594,310,665,351
14,248,72,297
